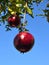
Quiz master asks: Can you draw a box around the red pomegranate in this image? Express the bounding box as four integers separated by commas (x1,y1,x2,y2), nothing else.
8,15,20,27
14,31,34,53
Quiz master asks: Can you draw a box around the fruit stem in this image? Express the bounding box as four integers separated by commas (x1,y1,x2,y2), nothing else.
18,2,28,32
23,10,26,23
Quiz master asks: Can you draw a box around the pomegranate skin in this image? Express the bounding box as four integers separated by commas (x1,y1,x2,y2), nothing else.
14,32,34,53
8,15,20,27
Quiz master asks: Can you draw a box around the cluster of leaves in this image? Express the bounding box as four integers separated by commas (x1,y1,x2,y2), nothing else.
37,2,49,22
0,0,43,22
0,0,49,31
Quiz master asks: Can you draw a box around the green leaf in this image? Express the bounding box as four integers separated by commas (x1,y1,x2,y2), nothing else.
6,27,11,31
25,6,32,15
0,0,3,2
47,3,49,7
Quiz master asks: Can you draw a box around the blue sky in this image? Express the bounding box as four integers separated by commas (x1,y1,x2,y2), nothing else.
0,0,49,65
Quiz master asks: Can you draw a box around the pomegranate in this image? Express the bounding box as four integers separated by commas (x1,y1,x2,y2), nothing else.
8,15,20,27
14,31,34,53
